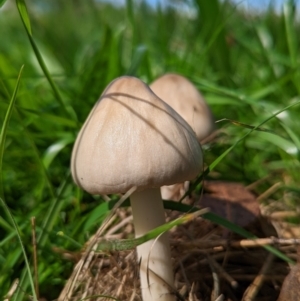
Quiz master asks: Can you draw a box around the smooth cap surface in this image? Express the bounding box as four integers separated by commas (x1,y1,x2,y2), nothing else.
150,73,214,142
71,76,203,194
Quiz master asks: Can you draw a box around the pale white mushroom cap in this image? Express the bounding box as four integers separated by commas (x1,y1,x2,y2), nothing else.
71,76,203,195
150,73,214,142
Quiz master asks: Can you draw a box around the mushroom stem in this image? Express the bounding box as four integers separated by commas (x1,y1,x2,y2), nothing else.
131,188,175,301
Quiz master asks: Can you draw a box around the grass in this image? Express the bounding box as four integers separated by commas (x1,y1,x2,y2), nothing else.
0,0,299,299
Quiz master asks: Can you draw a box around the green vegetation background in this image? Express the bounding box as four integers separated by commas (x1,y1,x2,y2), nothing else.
0,0,300,299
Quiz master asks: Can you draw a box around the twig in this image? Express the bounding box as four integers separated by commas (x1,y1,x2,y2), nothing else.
106,215,133,236
242,253,274,301
215,295,225,301
256,182,282,202
178,285,188,298
82,277,92,300
4,279,19,301
207,255,220,301
178,237,300,249
204,274,285,281
116,275,126,297
31,217,39,299
208,256,238,289
148,268,184,301
129,289,136,301
200,129,222,145
179,260,190,287
268,211,300,220
188,282,197,301
175,250,245,272
246,175,272,191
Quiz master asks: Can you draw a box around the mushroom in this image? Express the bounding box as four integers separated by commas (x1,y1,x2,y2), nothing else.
71,76,203,301
150,73,214,143
150,73,214,202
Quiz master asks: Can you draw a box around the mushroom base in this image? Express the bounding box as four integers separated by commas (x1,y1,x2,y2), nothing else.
130,188,175,301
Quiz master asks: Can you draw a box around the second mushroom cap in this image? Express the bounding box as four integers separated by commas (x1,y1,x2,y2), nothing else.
150,73,214,142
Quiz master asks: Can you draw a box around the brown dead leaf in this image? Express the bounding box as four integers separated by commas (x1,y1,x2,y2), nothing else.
277,248,300,301
199,181,260,228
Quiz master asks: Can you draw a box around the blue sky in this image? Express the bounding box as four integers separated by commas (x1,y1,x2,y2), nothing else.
102,0,299,13
221,0,299,11
149,0,299,11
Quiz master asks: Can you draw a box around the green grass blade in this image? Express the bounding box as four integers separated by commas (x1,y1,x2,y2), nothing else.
0,0,8,7
0,215,15,232
42,137,74,170
13,106,78,128
0,223,26,247
126,45,147,76
281,122,300,150
106,199,295,264
57,231,82,248
126,0,136,46
83,201,110,232
15,0,76,120
216,118,276,134
38,171,71,245
209,98,300,171
107,199,293,263
0,197,37,301
254,131,297,154
15,0,32,35
97,209,209,251
193,79,254,104
10,112,57,200
164,201,294,264
283,0,297,68
0,65,23,198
